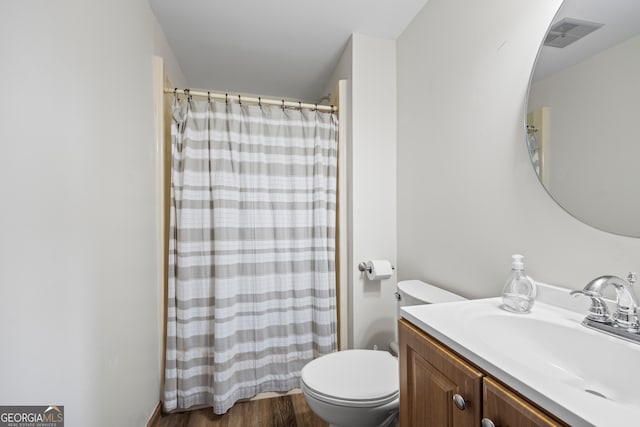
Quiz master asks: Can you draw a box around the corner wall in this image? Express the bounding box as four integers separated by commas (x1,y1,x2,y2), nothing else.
351,34,397,350
0,0,184,425
396,0,640,299
324,34,397,350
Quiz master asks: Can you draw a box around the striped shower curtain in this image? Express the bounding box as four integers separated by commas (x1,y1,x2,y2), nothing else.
163,97,338,414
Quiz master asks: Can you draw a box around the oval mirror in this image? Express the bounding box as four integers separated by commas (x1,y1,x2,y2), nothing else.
526,0,640,237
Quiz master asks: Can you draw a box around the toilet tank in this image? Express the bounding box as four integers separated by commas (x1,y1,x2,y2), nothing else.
390,280,466,355
396,280,466,313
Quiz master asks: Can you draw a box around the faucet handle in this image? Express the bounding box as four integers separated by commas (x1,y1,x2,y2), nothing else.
570,290,612,323
613,273,639,332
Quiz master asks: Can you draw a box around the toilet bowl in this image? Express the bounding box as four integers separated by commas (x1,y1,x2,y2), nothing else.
301,280,466,427
301,349,398,427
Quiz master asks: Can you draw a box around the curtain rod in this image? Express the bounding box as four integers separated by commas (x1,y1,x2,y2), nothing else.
164,88,337,113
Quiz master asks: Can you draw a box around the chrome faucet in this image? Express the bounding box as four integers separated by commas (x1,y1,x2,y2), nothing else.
571,273,640,344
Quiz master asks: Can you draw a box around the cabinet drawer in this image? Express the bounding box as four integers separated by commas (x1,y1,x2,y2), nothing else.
483,377,569,427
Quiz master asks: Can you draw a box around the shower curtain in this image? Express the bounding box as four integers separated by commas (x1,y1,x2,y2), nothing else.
163,97,338,414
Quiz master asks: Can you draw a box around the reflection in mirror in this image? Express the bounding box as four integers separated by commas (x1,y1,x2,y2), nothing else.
526,125,541,177
526,0,640,237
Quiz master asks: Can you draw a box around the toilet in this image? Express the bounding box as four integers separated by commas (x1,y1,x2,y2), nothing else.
300,280,466,427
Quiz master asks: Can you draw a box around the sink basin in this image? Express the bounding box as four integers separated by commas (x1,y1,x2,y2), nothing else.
463,304,640,404
401,297,640,426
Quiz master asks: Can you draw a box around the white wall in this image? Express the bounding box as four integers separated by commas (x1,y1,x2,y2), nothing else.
350,34,397,350
152,18,187,88
322,40,353,103
396,0,640,299
528,34,640,236
0,1,184,425
325,34,397,350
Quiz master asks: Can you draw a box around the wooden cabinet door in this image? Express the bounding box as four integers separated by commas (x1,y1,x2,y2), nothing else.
483,377,568,427
399,319,483,427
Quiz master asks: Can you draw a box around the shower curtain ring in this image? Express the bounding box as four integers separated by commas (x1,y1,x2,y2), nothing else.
281,99,285,110
207,91,211,103
258,97,262,107
299,101,302,110
238,94,241,105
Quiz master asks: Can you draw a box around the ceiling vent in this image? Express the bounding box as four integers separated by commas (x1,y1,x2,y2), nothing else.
544,18,604,48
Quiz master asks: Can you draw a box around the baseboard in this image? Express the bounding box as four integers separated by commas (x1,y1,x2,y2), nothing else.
147,402,162,427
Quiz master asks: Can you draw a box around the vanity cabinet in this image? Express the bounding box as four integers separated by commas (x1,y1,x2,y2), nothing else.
399,319,569,427
399,318,483,426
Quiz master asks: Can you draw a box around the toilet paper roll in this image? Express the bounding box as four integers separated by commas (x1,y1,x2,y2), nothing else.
366,260,393,280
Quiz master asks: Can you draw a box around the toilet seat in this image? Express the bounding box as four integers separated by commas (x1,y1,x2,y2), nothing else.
301,349,399,408
301,380,399,408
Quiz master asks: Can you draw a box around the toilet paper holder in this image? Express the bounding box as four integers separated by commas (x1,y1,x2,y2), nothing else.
358,261,396,273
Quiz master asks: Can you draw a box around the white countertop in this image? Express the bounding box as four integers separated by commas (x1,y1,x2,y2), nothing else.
401,297,640,427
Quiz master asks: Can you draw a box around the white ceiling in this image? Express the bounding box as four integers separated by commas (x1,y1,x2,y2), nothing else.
533,0,640,81
149,0,428,102
150,0,639,100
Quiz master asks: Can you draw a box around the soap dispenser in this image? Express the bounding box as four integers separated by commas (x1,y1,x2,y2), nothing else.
501,254,536,313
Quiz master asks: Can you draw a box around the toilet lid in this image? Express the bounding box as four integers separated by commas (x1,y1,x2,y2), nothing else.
301,350,399,403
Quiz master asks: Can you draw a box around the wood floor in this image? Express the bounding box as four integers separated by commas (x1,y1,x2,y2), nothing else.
158,394,328,427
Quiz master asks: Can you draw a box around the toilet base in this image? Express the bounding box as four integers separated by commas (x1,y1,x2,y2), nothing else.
302,387,398,427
